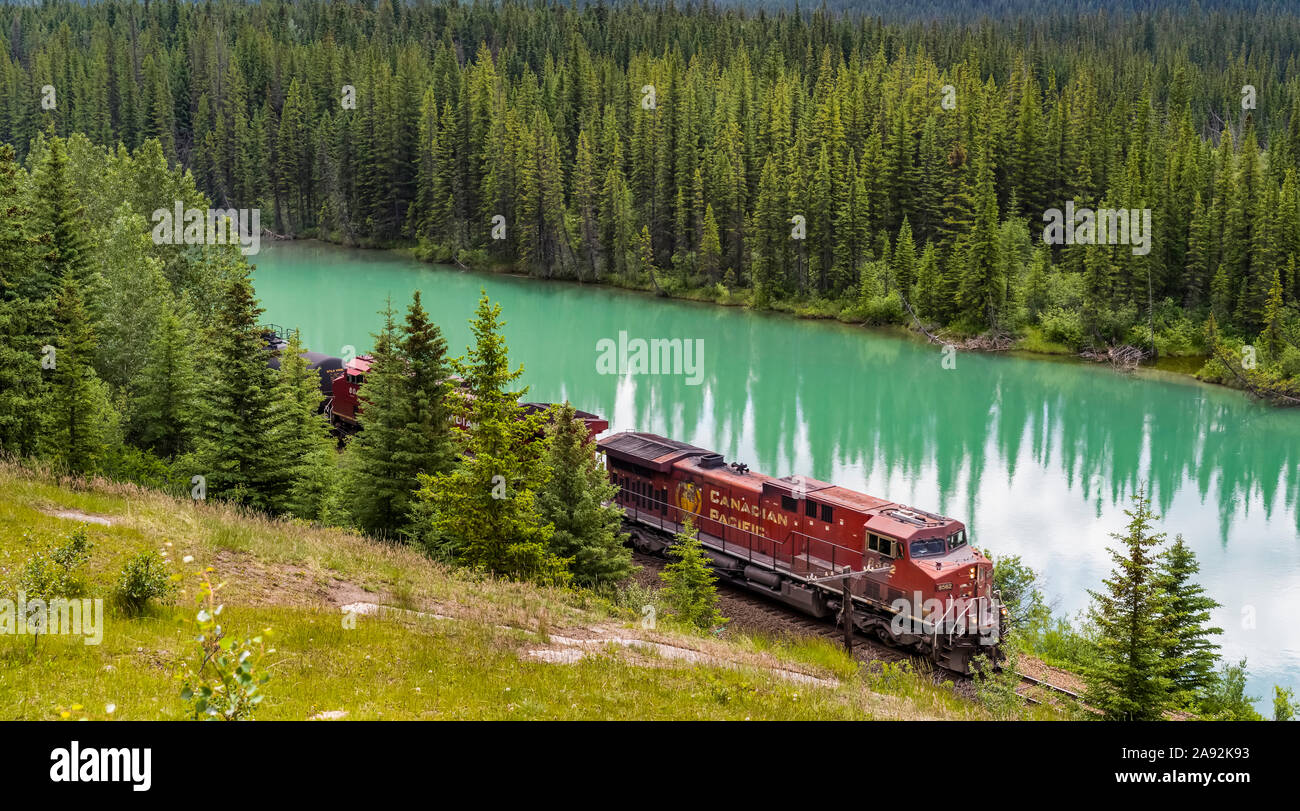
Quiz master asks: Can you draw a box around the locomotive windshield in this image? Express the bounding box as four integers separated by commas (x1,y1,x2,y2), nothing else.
909,538,947,558
948,529,967,550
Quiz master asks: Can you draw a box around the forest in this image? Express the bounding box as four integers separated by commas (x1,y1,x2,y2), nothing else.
0,0,1298,401
1,0,1298,726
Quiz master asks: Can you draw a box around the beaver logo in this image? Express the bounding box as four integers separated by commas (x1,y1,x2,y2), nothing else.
676,481,702,516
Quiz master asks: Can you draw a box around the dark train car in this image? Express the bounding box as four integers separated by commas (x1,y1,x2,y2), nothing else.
326,355,609,438
262,326,344,403
598,430,1003,672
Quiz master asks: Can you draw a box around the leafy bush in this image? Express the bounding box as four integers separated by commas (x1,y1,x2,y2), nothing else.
971,646,1023,720
113,550,175,615
859,291,906,326
19,527,93,601
1039,306,1085,348
1198,658,1263,720
100,444,176,490
176,568,274,721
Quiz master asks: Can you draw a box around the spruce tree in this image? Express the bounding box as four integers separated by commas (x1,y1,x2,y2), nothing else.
273,330,338,521
536,402,631,586
130,302,199,459
192,266,286,511
660,518,725,631
1085,486,1174,721
344,302,413,536
29,134,92,300
394,291,455,484
413,292,569,584
43,279,116,474
1155,535,1223,706
0,143,45,457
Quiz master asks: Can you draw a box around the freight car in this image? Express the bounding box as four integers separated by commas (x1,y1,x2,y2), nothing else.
324,352,609,438
597,431,1005,673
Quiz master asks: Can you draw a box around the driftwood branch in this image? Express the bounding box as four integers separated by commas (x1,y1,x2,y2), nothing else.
1080,344,1148,371
898,292,942,345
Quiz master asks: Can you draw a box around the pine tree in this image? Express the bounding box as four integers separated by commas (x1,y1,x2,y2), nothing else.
536,402,631,586
1154,535,1223,706
0,143,45,457
130,303,198,459
958,146,1004,331
29,134,92,301
393,291,455,500
273,330,338,521
413,292,569,584
660,518,725,631
43,279,116,474
344,301,414,536
1085,486,1174,721
1259,268,1285,361
192,267,286,511
893,217,918,303
1022,246,1051,322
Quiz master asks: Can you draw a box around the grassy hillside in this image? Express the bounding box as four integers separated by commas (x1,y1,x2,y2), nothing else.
0,461,1063,721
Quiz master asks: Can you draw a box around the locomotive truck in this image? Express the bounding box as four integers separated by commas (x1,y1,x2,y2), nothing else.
597,430,1005,673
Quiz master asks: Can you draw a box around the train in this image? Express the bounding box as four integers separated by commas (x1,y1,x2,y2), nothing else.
261,325,1002,671
260,325,609,438
596,431,1005,673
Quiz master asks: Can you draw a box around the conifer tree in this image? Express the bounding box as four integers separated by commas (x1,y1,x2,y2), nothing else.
958,148,1004,331
660,518,725,631
29,134,92,300
1154,535,1223,706
536,402,631,586
43,279,116,474
130,303,199,459
394,291,455,486
0,143,45,457
413,292,569,584
345,302,414,536
273,330,338,521
1085,486,1174,721
192,266,286,511
893,217,917,303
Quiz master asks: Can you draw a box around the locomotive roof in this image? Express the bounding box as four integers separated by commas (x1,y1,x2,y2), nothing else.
598,431,709,471
344,355,374,375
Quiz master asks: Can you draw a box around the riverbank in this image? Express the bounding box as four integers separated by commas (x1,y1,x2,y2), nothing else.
301,236,1230,398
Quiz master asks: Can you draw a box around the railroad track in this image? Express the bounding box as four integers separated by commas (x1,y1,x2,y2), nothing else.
631,551,969,696
1016,672,1084,706
631,551,1084,707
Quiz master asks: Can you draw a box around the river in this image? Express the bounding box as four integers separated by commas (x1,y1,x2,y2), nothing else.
252,240,1300,709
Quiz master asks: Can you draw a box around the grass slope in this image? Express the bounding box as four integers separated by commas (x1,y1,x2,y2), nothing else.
0,461,1062,720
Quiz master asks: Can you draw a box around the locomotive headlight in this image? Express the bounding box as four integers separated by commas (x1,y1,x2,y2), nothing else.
968,567,975,579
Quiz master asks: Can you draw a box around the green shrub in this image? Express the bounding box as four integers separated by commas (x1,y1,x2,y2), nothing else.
19,527,93,601
176,568,274,721
860,291,906,326
113,550,176,615
1039,306,1085,348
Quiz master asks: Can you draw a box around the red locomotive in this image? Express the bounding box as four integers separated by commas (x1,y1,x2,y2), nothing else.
597,431,1005,672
